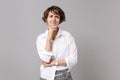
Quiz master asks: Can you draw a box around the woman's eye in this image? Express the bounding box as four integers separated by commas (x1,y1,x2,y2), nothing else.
55,16,60,18
49,15,60,19
49,15,53,18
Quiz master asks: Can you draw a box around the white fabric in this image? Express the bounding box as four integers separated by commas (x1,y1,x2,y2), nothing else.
36,29,78,80
40,50,55,63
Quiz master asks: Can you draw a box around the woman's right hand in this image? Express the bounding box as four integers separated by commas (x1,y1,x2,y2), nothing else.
47,27,57,41
45,27,58,51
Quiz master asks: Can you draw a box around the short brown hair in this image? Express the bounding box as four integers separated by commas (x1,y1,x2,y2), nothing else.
42,5,65,24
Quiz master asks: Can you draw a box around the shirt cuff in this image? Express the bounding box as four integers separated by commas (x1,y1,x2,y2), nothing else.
65,58,70,68
40,49,54,63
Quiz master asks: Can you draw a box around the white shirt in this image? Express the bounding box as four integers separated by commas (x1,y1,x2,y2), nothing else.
36,29,77,80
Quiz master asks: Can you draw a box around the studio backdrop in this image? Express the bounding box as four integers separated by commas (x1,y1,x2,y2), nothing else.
0,0,120,80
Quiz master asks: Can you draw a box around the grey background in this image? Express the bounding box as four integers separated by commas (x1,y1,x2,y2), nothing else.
0,0,120,80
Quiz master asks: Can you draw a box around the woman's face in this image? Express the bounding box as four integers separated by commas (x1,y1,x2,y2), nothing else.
46,11,60,28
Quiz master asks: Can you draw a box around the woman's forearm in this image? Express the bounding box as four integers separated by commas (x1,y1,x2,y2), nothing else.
42,59,67,67
45,39,52,52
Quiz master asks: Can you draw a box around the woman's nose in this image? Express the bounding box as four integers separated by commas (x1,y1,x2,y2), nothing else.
52,16,56,20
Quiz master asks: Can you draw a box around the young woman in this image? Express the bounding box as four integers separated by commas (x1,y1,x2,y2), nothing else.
36,5,78,80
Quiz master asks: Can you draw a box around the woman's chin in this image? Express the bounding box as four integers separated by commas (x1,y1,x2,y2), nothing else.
50,25,58,28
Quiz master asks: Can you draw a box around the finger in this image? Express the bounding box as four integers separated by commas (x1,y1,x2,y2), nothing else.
49,26,58,31
49,28,57,33
41,60,45,63
49,28,57,32
41,61,48,65
44,64,49,67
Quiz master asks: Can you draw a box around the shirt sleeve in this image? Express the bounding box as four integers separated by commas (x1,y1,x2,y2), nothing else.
65,35,78,68
36,36,54,63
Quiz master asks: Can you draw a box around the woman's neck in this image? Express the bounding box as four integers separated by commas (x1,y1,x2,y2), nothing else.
52,27,59,40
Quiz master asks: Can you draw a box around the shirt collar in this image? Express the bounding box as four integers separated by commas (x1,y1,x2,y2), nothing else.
44,28,62,39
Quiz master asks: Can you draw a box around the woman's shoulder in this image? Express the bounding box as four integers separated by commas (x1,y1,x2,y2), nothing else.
36,32,46,40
